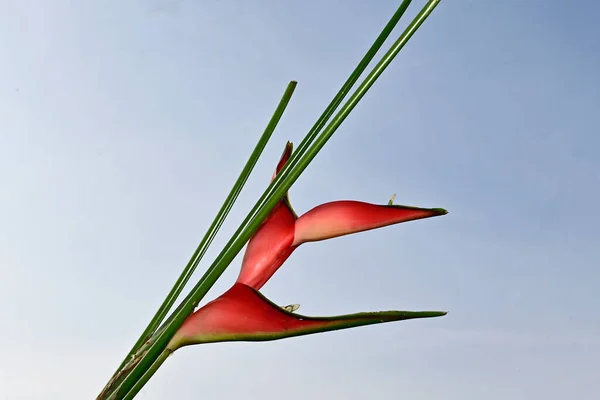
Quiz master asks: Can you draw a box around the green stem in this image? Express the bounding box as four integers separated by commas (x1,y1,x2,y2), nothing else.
121,350,172,400
107,2,439,399
281,0,414,167
98,81,296,398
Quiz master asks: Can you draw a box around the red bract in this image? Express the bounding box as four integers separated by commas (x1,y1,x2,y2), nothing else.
168,283,445,350
169,142,447,350
237,142,447,289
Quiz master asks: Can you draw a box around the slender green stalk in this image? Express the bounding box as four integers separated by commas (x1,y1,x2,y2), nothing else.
122,350,172,400
98,81,297,399
107,2,440,399
282,0,414,166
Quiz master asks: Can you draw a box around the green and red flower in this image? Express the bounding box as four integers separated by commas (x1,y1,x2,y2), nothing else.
168,142,447,351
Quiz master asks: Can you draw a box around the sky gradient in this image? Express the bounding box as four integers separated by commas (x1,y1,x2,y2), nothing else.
1,0,599,399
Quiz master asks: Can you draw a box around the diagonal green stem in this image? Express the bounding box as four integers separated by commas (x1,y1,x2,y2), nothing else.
98,81,297,398
282,0,414,168
107,2,440,399
122,350,172,400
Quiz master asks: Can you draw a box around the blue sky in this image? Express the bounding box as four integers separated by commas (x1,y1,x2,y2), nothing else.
1,0,599,399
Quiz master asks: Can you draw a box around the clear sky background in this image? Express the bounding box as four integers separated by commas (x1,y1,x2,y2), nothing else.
1,1,599,399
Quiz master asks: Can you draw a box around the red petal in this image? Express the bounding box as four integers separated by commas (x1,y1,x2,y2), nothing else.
237,142,298,289
293,201,448,245
168,283,446,350
236,200,297,289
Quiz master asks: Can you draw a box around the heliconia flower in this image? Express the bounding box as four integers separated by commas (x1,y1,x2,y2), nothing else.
168,142,447,351
237,141,448,289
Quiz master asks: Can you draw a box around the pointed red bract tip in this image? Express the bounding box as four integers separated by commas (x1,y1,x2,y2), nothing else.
270,141,293,182
293,201,447,245
168,283,446,351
